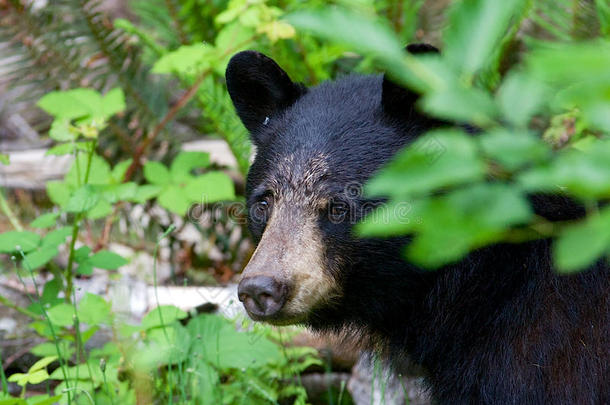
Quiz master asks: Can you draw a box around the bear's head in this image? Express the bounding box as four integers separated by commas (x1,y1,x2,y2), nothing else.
226,45,438,326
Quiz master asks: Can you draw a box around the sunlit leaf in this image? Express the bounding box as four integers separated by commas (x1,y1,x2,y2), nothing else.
30,213,60,229
78,293,112,325
47,303,75,327
443,0,527,74
184,172,236,203
480,129,551,171
141,305,188,330
0,231,41,253
89,250,128,270
65,185,100,213
366,129,486,199
554,207,610,273
170,151,210,183
143,161,171,185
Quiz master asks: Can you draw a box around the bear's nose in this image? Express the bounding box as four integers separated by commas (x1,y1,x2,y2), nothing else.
238,276,287,318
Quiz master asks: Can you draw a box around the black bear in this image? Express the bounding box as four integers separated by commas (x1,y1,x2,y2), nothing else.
226,45,609,404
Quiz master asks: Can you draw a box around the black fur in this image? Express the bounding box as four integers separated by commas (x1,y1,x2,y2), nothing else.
226,48,610,405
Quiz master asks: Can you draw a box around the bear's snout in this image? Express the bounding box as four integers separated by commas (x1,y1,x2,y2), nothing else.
238,276,288,319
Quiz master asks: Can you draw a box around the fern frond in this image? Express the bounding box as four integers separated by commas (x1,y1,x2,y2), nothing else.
0,0,182,159
197,76,251,176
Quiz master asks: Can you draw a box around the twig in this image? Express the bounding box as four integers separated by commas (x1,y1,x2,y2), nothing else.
123,34,258,181
123,72,208,181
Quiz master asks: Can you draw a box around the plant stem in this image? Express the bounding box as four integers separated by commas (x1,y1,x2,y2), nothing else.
0,294,40,319
64,140,97,302
14,255,72,405
152,225,175,404
0,350,8,394
0,188,23,231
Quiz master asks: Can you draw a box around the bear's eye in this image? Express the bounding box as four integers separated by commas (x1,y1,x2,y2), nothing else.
252,194,273,224
328,200,349,224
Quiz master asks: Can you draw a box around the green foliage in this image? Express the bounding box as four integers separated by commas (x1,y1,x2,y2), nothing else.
0,81,315,403
442,0,526,76
291,1,610,272
142,151,236,215
3,0,610,403
7,356,57,389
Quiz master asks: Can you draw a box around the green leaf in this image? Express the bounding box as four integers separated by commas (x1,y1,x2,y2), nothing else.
37,89,100,120
143,161,171,185
86,198,113,220
49,361,107,384
158,186,191,215
41,227,72,248
0,231,41,253
213,22,256,72
145,323,191,365
29,356,58,373
74,246,91,263
527,41,610,84
518,140,610,198
30,213,60,229
46,142,81,156
48,118,76,142
287,8,401,63
47,303,75,327
153,44,214,76
184,172,236,203
133,184,162,203
366,129,486,199
552,79,610,133
24,246,58,269
41,277,61,303
554,208,610,273
170,151,211,183
287,8,424,87
421,85,498,126
0,153,8,165
356,200,415,237
25,394,63,405
479,129,551,171
101,88,126,118
89,250,127,270
101,183,138,204
77,262,93,276
7,372,27,386
65,185,100,213
78,293,111,325
24,369,49,385
443,0,527,75
111,159,133,183
46,181,70,208
405,183,532,268
65,154,112,186
187,314,281,369
31,342,74,360
141,305,187,330
8,368,50,387
497,71,549,127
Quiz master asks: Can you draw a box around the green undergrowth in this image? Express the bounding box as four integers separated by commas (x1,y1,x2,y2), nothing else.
0,89,321,404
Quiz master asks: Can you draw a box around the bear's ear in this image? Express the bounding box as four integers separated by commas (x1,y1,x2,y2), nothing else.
226,50,306,142
381,43,439,122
